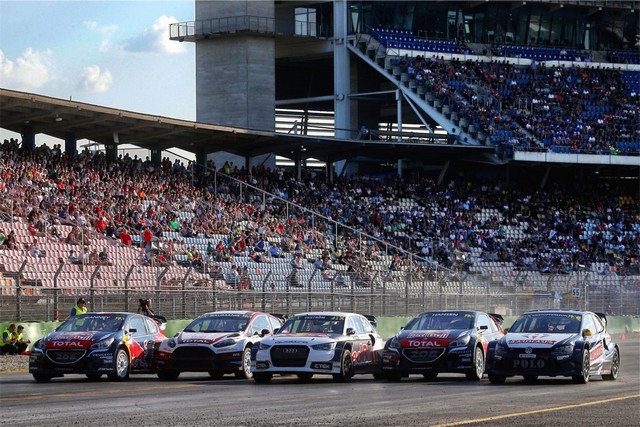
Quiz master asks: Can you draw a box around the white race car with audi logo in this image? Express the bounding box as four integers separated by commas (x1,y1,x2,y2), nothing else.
486,310,620,384
251,311,385,383
155,310,283,380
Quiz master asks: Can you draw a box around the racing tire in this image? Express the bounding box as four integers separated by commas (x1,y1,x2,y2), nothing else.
572,349,590,384
372,373,386,380
602,347,619,381
235,347,253,380
423,372,438,381
523,375,538,383
107,348,130,381
86,374,102,381
333,349,355,383
253,373,272,384
157,371,180,381
33,373,52,383
488,374,506,384
208,371,224,380
296,373,314,382
465,346,484,381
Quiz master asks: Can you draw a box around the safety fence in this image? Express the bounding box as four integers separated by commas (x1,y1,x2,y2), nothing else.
2,270,639,322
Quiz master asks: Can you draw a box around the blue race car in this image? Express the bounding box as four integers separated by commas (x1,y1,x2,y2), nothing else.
486,310,620,384
382,310,504,381
29,312,167,382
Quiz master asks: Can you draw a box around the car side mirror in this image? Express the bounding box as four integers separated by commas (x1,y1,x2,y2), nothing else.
260,328,270,337
582,329,592,337
346,327,356,335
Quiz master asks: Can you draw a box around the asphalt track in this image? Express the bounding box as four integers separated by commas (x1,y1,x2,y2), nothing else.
1,334,638,427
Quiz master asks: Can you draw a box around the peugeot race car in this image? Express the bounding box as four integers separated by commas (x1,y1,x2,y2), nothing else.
486,310,620,384
29,312,167,382
252,311,385,383
382,310,504,381
155,310,283,380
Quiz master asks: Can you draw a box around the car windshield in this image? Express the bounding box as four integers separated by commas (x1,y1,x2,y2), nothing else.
405,312,474,331
57,314,125,332
183,315,249,333
278,315,345,334
509,313,582,334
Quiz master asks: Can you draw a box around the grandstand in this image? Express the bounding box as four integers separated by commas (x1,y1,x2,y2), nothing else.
0,1,638,321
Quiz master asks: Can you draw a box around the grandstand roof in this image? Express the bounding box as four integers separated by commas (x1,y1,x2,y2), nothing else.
0,88,494,164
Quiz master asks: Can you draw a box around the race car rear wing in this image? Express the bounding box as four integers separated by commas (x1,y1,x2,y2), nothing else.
488,313,504,327
364,315,378,330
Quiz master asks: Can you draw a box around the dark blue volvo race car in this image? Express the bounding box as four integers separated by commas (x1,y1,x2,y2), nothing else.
486,310,620,384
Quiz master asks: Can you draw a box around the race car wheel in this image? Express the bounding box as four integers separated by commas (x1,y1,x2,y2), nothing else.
235,347,253,380
523,375,538,383
333,349,354,383
602,347,619,381
423,372,438,381
296,373,314,382
208,371,224,380
465,346,484,381
488,374,506,384
157,371,180,381
572,349,590,384
33,373,52,383
372,373,386,380
86,374,102,381
253,373,272,383
108,348,130,381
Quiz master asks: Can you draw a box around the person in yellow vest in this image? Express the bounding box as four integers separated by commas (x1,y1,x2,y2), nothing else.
1,323,18,355
70,298,88,317
15,325,31,354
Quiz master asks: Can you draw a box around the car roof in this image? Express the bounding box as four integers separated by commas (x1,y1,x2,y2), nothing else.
197,310,258,317
522,309,588,316
293,311,357,317
417,309,478,315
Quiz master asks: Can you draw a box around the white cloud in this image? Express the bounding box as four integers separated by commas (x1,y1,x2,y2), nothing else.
80,65,112,93
123,15,185,54
0,48,52,90
84,20,119,53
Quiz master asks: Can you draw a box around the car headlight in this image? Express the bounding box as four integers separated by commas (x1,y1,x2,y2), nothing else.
311,342,336,351
257,342,272,350
33,339,46,351
89,337,114,350
387,337,402,349
494,341,508,356
551,342,575,355
213,338,238,348
449,334,471,348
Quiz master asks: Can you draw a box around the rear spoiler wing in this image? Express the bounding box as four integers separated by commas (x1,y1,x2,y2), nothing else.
364,315,378,330
594,312,607,327
488,313,505,327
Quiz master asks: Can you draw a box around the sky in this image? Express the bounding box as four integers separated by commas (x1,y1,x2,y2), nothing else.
0,0,196,154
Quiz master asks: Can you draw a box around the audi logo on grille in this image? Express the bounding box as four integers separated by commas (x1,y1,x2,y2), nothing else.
283,348,298,354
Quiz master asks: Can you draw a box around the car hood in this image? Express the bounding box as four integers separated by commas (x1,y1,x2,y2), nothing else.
395,329,470,346
176,331,242,345
505,333,575,348
264,332,336,345
43,331,117,349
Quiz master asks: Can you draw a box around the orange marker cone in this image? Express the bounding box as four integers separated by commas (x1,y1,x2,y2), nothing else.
621,334,625,341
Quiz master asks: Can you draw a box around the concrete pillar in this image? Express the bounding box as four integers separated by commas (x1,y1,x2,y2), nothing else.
333,0,351,140
21,125,35,151
150,148,162,165
64,131,77,157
